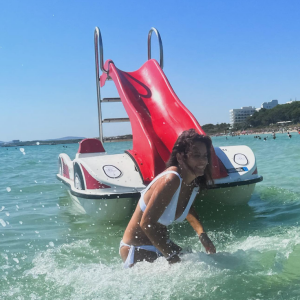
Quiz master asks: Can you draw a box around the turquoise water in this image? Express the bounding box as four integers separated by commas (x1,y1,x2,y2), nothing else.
1,134,300,300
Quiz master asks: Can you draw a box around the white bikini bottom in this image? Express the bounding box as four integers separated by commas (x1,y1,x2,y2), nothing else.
119,240,163,268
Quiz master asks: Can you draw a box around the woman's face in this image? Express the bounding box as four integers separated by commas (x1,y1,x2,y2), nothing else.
184,141,208,177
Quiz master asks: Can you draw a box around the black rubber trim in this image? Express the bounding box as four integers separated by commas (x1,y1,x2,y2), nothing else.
57,175,140,200
207,176,263,189
57,175,263,199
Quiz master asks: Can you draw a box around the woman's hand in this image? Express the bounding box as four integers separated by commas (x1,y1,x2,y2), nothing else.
167,240,182,254
199,233,216,254
164,241,182,264
166,253,181,264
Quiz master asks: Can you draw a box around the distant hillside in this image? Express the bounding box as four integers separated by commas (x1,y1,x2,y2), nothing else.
202,123,231,135
44,136,86,141
0,137,85,144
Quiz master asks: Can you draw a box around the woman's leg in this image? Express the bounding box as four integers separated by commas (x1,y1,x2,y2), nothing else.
120,245,160,267
134,248,161,264
119,245,131,263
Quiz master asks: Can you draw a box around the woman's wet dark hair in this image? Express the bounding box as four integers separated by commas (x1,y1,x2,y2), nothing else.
166,129,214,189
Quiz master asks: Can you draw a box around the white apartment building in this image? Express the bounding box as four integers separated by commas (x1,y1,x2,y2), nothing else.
262,99,278,109
229,106,256,127
256,99,278,111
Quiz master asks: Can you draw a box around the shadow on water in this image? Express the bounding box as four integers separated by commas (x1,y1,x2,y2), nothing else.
58,193,131,226
12,187,299,300
56,184,300,260
193,199,257,233
250,186,300,228
192,184,300,232
57,189,262,246
169,185,300,255
57,193,128,243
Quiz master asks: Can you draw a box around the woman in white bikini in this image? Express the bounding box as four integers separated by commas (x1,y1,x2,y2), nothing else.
120,129,216,268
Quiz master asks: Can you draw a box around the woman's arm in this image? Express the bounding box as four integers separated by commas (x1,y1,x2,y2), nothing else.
140,174,182,263
186,206,216,254
186,205,205,235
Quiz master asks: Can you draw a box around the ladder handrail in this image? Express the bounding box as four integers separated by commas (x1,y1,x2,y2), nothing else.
94,27,107,74
148,27,164,69
94,27,106,143
94,27,163,144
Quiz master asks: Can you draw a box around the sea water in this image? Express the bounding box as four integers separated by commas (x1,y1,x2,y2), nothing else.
1,134,300,300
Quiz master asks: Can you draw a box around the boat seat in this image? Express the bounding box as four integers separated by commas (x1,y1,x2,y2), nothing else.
78,138,105,154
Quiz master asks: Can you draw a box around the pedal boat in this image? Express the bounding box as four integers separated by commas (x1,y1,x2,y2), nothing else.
56,27,263,221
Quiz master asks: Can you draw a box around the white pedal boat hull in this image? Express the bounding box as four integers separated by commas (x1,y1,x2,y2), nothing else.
57,144,262,221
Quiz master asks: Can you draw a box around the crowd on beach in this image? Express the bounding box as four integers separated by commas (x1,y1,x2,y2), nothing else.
211,125,300,137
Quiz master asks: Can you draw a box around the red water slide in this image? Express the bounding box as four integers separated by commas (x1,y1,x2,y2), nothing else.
100,59,227,184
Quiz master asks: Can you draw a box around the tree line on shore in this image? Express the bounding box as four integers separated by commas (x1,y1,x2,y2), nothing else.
202,102,300,134
202,123,230,135
235,101,300,130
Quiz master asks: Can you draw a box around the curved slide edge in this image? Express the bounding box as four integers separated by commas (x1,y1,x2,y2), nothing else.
100,59,227,183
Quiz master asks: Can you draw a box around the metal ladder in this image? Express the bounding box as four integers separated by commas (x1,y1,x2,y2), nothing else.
94,27,164,143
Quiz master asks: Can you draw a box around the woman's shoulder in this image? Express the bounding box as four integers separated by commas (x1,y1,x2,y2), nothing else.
163,166,181,178
151,168,181,199
157,167,181,186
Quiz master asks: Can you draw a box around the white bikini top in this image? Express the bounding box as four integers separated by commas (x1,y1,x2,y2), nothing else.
139,171,199,226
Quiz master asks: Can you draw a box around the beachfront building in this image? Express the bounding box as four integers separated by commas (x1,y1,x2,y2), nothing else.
229,106,256,127
261,99,278,109
256,99,279,112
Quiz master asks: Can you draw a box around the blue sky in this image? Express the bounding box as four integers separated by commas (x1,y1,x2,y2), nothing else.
1,0,300,141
